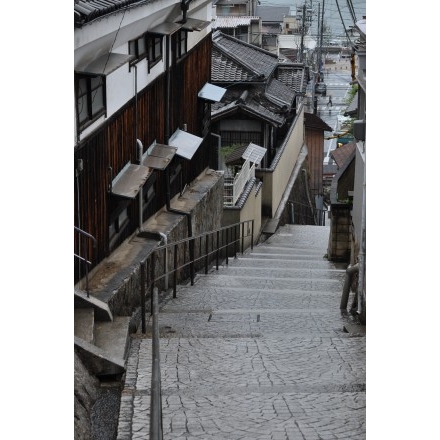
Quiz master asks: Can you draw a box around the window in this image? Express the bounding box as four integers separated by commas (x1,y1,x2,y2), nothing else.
75,73,106,131
129,35,147,64
108,200,130,249
173,30,187,61
147,35,163,69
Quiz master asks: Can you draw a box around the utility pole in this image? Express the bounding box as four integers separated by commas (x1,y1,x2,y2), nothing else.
299,3,306,62
319,0,325,74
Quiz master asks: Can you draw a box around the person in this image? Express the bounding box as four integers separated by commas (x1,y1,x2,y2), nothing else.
327,95,333,107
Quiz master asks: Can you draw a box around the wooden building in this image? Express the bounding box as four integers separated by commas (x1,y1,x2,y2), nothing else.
74,0,216,284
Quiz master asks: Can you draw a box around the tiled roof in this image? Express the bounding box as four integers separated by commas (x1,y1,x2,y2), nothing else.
74,0,142,27
211,32,309,126
211,85,287,126
212,47,256,82
276,64,309,94
330,141,356,168
265,78,295,107
304,112,332,132
212,16,260,29
212,31,278,80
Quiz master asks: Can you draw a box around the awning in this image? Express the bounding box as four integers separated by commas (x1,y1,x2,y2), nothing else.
149,22,182,35
110,162,152,199
142,144,177,170
242,142,267,165
76,53,134,76
198,82,227,102
168,129,203,160
177,18,211,31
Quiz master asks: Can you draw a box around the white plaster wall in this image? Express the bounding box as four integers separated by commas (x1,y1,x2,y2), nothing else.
259,107,304,217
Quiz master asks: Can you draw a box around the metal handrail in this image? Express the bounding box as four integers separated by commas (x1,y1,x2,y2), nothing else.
142,219,254,440
150,287,162,439
74,226,97,297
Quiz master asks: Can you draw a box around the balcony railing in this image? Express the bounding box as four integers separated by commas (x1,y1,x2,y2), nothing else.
223,158,255,206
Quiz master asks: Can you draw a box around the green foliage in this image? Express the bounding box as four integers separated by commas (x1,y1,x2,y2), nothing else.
346,84,358,105
220,143,241,159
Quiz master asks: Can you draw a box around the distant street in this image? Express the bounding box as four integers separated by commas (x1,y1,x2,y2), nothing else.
316,56,354,164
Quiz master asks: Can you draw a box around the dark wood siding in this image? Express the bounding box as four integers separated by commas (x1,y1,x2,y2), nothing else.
74,35,212,284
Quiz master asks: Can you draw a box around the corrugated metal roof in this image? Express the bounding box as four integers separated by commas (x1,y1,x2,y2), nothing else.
255,6,291,22
168,129,203,160
198,83,227,102
212,16,260,29
242,143,266,164
142,144,177,170
110,162,153,199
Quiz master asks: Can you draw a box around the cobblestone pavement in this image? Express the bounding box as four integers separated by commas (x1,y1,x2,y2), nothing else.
117,225,366,439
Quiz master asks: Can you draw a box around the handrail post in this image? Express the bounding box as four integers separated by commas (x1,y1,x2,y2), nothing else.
173,244,178,298
141,260,146,333
204,234,209,274
225,228,229,266
190,237,195,286
234,225,237,258
251,220,254,250
150,253,156,313
216,230,219,270
150,287,163,439
241,222,244,254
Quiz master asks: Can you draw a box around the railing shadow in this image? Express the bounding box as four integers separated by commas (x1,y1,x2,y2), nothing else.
142,219,255,439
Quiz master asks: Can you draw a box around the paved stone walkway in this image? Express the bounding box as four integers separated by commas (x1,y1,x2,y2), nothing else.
117,225,366,439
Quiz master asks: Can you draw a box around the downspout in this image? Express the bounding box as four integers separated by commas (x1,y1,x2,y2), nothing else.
164,26,195,282
211,132,222,170
134,65,144,233
302,168,317,225
137,139,144,232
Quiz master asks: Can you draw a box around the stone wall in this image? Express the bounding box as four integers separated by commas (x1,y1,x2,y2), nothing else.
327,204,352,262
74,352,100,440
106,170,225,317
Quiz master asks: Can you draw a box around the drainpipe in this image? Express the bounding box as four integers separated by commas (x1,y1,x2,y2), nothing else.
163,15,194,282
158,232,168,290
211,132,222,170
137,139,144,232
340,263,359,310
302,168,316,225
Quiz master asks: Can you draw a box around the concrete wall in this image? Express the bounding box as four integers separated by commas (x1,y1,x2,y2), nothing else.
222,179,262,249
351,142,365,246
256,105,305,218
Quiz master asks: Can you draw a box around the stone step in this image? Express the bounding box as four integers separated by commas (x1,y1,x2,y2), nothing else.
191,273,344,292
94,316,134,362
208,265,345,280
74,308,95,344
232,257,338,269
162,286,345,312
74,289,113,322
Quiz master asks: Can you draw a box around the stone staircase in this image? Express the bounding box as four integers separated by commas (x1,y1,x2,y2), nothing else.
116,224,366,439
74,290,133,379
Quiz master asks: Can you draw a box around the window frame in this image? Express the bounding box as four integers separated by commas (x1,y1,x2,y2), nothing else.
173,30,188,62
75,73,106,133
147,34,163,71
129,34,148,66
